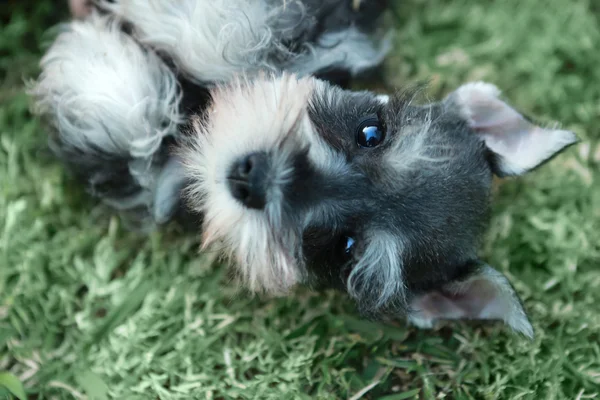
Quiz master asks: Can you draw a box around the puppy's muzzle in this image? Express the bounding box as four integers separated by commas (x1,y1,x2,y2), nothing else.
227,152,269,209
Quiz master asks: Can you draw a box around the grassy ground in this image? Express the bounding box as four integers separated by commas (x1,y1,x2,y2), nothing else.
1,0,599,399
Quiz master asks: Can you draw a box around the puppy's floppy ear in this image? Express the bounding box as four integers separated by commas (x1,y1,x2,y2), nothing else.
447,82,578,177
408,261,533,338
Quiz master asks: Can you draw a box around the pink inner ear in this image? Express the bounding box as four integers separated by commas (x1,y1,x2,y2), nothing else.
410,278,497,321
408,265,534,337
469,98,526,137
467,93,540,155
454,82,577,176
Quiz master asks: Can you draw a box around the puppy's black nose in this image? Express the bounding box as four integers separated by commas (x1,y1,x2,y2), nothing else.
227,152,269,209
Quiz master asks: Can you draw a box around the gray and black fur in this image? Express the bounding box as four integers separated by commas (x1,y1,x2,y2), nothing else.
303,88,492,305
29,1,578,336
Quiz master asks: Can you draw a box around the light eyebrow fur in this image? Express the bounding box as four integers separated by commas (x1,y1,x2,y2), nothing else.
347,232,407,314
383,91,455,176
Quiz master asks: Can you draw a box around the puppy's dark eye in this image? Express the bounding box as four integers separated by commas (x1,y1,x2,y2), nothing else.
337,235,356,261
356,114,385,148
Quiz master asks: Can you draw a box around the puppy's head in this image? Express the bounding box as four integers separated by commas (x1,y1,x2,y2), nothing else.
179,73,577,337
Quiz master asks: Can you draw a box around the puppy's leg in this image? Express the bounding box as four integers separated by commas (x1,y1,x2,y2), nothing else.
98,0,282,84
28,12,185,227
98,0,391,84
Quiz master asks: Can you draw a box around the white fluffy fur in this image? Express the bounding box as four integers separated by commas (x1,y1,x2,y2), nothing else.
453,82,577,176
100,0,279,83
29,12,182,214
180,73,328,294
101,0,390,84
408,264,534,338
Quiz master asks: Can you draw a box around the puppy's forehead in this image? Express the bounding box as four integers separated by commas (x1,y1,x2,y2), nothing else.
308,82,386,152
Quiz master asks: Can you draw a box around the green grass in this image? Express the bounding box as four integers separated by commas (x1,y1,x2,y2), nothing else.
1,0,599,398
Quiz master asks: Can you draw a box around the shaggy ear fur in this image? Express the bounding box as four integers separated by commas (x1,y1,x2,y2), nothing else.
408,262,533,338
448,82,578,177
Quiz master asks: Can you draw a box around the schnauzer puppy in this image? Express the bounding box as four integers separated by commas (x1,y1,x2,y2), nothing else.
29,1,577,337
177,74,576,338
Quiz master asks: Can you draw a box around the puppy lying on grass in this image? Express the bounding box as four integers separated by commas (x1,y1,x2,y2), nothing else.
31,1,577,338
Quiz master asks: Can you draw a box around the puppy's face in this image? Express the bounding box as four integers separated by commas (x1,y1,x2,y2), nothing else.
179,74,576,337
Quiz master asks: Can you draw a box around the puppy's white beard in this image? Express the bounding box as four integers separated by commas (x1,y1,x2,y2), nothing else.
196,144,302,294
200,198,300,294
180,73,316,294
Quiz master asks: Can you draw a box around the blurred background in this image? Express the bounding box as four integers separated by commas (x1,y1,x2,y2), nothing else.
1,0,599,399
